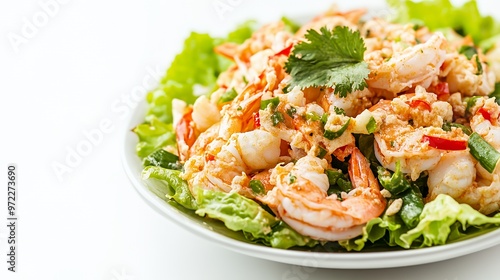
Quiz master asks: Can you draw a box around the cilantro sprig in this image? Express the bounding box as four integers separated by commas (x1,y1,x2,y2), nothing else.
284,26,370,97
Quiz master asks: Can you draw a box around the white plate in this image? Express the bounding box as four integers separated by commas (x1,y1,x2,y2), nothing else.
122,100,500,269
121,0,500,268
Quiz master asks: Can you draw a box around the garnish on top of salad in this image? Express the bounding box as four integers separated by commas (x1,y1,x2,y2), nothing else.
133,0,500,251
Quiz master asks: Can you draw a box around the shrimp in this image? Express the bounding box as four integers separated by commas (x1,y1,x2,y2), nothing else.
181,129,281,196
427,150,476,202
318,87,375,117
445,53,496,97
426,97,500,214
191,95,221,133
470,97,500,150
367,33,447,95
371,87,454,179
263,149,386,241
427,150,500,215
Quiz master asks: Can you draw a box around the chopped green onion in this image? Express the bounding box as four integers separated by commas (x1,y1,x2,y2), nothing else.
317,146,327,158
305,112,321,121
333,107,346,116
489,82,500,105
249,180,265,195
271,111,285,126
324,119,350,140
286,106,296,117
442,122,472,136
282,84,291,94
218,88,238,103
459,46,483,75
460,45,478,60
468,132,500,173
465,96,481,116
320,113,329,125
366,116,377,134
260,97,280,110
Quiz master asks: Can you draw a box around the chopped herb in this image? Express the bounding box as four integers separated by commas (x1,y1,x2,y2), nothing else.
249,180,265,195
366,116,377,134
489,82,500,105
271,111,285,126
317,146,328,159
460,45,478,60
305,112,322,121
325,169,352,197
333,107,346,116
242,76,248,84
288,174,297,184
286,106,297,117
377,161,411,196
284,26,370,97
260,97,280,110
282,84,291,93
459,46,483,75
320,113,329,125
324,119,351,140
465,96,481,116
442,122,472,136
218,88,238,103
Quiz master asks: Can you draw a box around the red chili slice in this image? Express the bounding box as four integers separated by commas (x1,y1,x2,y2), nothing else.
422,135,467,150
477,107,492,122
430,82,450,101
253,112,261,128
407,100,431,111
275,44,294,56
205,153,215,162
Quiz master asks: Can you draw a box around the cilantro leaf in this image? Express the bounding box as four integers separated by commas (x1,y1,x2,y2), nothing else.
284,26,370,97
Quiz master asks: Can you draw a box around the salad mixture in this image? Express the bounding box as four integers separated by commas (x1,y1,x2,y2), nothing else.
134,0,500,251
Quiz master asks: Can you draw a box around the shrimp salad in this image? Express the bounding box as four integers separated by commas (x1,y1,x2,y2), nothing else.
134,0,500,251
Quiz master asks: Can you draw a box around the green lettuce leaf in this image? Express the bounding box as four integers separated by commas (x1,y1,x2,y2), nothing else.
224,20,258,44
281,16,301,33
142,166,197,210
339,214,408,251
195,188,317,249
146,32,220,124
142,149,182,170
135,21,257,160
399,194,500,247
133,117,175,158
341,194,500,251
387,0,500,44
264,221,318,249
146,21,258,125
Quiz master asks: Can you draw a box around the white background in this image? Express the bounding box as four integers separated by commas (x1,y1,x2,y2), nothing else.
1,0,500,279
